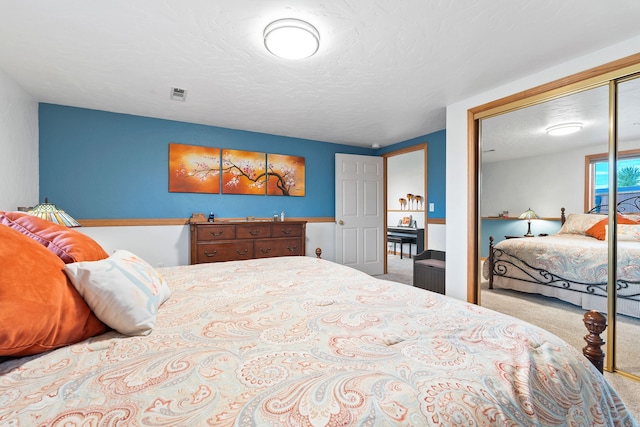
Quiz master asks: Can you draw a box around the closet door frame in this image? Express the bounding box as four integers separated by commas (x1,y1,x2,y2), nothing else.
467,53,640,377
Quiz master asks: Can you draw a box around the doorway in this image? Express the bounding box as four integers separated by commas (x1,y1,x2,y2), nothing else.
383,145,427,275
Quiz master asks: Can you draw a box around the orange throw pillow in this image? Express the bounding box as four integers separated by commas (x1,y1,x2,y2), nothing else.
585,214,638,240
0,211,108,263
0,224,108,357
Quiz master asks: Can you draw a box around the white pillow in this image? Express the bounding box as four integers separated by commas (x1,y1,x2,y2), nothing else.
557,213,605,235
604,224,640,241
64,250,171,336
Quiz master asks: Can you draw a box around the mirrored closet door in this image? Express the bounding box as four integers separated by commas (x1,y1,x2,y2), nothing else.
479,84,609,351
613,75,640,378
476,66,640,381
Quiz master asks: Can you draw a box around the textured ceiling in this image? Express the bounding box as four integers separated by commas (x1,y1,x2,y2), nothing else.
1,1,640,148
482,79,640,163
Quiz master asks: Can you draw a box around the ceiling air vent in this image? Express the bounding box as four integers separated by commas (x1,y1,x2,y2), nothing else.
170,87,188,102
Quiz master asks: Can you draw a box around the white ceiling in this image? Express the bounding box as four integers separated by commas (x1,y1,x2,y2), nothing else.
1,1,640,148
482,78,640,163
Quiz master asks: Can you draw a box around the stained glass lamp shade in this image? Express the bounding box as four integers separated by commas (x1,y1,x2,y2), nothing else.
27,198,81,227
518,208,539,237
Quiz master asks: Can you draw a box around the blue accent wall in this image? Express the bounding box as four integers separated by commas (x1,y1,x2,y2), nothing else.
377,130,446,218
480,218,563,258
38,104,374,219
39,104,448,220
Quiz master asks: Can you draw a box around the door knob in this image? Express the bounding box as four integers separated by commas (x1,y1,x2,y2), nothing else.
338,220,344,225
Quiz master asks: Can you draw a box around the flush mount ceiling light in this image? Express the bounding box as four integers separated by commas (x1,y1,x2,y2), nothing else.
545,122,583,136
264,18,319,60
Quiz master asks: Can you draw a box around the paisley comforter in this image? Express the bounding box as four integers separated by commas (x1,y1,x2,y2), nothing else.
483,234,640,318
1,256,636,426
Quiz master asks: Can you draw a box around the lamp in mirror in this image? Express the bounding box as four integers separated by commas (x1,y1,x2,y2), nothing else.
518,208,539,237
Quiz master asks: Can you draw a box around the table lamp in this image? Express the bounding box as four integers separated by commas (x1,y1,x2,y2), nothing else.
519,208,539,237
27,198,81,227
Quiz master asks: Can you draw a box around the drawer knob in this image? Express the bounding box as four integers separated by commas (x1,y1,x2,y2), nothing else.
249,230,261,236
204,250,218,257
287,245,297,253
236,248,249,255
260,247,271,253
210,231,223,237
281,228,292,234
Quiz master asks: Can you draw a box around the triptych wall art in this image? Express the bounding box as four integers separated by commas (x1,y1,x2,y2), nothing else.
168,143,305,196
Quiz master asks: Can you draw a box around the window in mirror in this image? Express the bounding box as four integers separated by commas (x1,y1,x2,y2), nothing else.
586,149,640,213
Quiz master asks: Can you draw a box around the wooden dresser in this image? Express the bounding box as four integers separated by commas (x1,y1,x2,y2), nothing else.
190,221,306,264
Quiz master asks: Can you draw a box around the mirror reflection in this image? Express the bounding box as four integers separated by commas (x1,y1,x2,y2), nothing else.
614,76,640,377
478,82,640,379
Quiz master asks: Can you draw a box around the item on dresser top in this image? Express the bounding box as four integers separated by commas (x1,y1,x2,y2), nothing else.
190,212,206,223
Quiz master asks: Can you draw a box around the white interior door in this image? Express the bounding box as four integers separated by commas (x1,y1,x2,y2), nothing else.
335,153,384,275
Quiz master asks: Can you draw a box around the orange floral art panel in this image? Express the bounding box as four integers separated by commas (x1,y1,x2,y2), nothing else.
267,153,305,196
169,143,220,193
221,149,267,195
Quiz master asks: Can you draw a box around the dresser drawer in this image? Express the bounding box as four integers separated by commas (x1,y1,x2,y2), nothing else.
254,237,303,258
190,221,306,265
236,223,271,239
195,242,253,263
270,223,303,238
196,225,236,242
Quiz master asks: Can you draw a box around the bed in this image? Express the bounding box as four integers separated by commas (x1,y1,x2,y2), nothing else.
1,212,637,426
484,200,640,319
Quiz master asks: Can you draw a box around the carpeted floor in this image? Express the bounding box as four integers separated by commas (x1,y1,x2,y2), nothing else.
376,254,640,420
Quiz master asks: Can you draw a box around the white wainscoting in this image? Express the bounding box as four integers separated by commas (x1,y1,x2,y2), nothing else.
79,221,444,268
79,222,338,267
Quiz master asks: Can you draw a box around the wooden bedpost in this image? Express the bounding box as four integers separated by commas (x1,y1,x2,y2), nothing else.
315,247,322,259
488,236,494,290
582,310,607,374
561,207,566,225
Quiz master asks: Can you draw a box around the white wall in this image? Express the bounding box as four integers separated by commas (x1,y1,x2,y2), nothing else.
482,140,640,219
427,223,445,251
79,222,336,267
446,35,640,302
304,222,336,261
79,225,191,267
387,150,425,228
0,69,38,210
482,143,603,218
